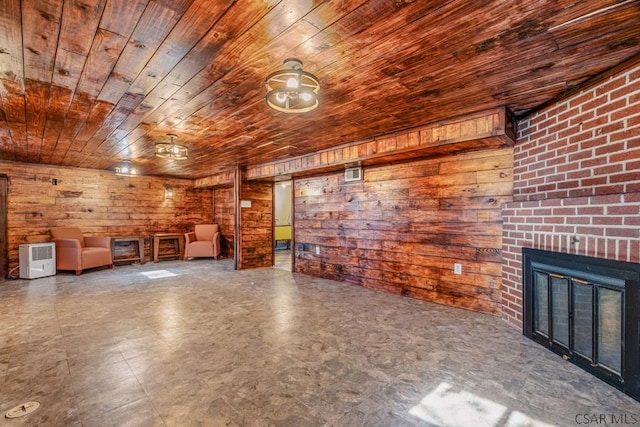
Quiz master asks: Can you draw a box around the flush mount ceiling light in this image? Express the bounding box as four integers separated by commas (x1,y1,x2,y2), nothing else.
155,134,188,160
265,58,319,113
114,160,138,177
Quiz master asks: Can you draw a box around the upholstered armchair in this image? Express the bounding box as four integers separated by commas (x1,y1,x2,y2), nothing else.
184,224,221,260
50,227,113,275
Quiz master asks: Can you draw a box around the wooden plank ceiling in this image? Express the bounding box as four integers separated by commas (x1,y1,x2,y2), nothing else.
0,0,639,179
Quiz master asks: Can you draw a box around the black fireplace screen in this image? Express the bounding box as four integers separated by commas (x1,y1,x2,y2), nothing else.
523,248,640,402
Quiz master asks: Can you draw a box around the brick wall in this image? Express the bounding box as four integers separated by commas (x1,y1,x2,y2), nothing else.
502,61,640,327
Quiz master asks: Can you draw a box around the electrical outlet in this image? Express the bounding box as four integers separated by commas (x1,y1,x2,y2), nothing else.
454,263,462,275
315,245,320,255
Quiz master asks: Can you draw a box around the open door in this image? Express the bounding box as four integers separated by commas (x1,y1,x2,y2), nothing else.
273,180,292,271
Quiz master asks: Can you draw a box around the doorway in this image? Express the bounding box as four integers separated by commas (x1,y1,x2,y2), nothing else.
0,174,7,280
273,180,292,271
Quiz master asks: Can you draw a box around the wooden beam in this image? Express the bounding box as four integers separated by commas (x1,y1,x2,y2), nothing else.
214,107,514,180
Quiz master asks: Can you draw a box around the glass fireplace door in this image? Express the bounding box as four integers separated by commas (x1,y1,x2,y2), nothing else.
531,266,624,380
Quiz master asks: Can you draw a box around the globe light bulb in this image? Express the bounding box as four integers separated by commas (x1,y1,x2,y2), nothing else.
286,77,298,89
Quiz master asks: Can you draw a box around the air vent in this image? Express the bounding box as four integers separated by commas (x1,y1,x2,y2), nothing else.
32,245,53,261
345,167,362,182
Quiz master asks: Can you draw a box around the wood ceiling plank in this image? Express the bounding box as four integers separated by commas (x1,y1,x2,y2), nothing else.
74,100,118,142
0,0,23,84
99,0,150,37
52,49,85,89
71,29,128,135
115,0,282,140
0,78,26,161
97,2,182,104
40,86,74,164
58,0,107,56
128,0,235,97
144,1,330,142
25,79,49,162
49,92,94,164
76,98,148,163
21,0,63,83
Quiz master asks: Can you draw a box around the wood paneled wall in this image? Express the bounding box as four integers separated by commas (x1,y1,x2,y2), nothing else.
213,186,235,259
294,148,513,315
237,180,272,269
1,161,212,269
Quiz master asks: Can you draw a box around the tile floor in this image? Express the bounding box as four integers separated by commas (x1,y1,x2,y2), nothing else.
0,259,639,426
273,249,292,272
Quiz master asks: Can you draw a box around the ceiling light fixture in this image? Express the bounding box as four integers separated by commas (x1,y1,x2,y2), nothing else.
114,160,138,177
265,58,319,113
155,134,188,160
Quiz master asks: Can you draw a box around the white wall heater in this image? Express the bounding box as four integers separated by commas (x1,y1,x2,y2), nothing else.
19,243,56,279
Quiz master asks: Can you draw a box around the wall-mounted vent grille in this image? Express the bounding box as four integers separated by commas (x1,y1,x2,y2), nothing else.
345,167,362,182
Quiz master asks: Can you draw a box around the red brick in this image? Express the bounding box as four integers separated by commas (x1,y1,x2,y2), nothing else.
545,173,566,183
538,183,556,192
569,92,593,108
580,96,608,113
611,103,640,122
596,99,626,117
610,171,640,183
580,156,607,169
538,200,562,207
567,187,592,200
566,169,591,179
543,216,564,224
557,179,581,189
630,240,640,263
593,164,623,175
594,120,624,136
593,216,623,226
606,227,640,238
568,151,592,162
628,114,640,128
581,115,609,131
569,131,595,144
548,190,570,199
624,216,640,226
611,79,640,100
591,194,623,204
608,204,639,215
610,128,640,142
578,226,605,236
566,216,590,224
610,147,640,162
595,142,625,157
624,192,640,203
577,205,604,215
593,184,624,195
581,177,607,187
595,76,627,96
580,135,608,150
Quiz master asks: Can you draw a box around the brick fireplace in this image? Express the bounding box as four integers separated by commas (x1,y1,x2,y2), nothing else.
501,60,640,397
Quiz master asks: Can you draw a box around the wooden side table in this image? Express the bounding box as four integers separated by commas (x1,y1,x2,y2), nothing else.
153,233,184,262
111,236,145,264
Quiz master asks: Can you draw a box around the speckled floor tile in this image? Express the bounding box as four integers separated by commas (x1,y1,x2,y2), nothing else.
0,259,638,426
